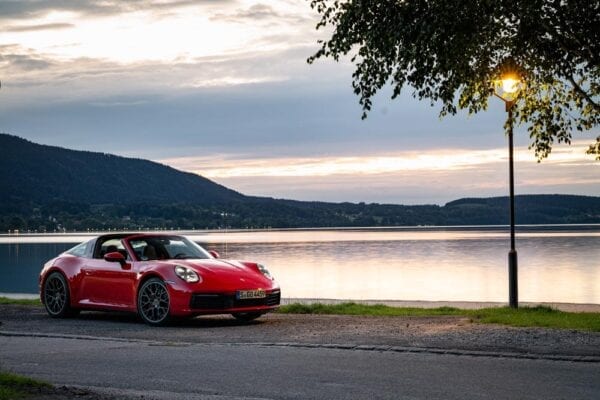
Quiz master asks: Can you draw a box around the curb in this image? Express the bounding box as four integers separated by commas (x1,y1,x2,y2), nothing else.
2,330,598,363
243,342,600,363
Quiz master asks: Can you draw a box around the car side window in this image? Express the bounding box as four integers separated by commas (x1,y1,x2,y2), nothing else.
130,240,146,260
130,239,159,261
96,238,130,260
66,241,89,258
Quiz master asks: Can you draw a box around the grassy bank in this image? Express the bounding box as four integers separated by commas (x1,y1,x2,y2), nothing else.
278,303,600,332
470,306,600,332
0,372,50,400
1,297,598,332
0,297,40,306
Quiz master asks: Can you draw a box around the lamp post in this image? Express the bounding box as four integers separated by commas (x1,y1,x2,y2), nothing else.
493,73,523,309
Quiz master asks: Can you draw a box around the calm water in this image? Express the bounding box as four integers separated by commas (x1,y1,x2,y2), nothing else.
1,226,599,304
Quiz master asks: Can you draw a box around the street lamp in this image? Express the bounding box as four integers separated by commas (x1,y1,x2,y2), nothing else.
492,72,524,309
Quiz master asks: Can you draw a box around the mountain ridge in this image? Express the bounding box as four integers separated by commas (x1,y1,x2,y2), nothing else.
2,133,599,231
0,133,244,205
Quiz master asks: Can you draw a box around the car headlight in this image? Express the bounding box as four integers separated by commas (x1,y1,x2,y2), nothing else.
174,265,200,283
257,264,274,280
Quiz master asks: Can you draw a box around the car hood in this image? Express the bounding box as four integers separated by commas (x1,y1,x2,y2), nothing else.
174,259,273,289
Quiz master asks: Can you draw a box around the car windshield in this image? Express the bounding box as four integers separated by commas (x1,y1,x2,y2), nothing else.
128,236,211,261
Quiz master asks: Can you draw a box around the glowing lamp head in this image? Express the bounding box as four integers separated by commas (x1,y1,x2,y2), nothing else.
501,74,520,94
502,78,519,94
493,71,523,102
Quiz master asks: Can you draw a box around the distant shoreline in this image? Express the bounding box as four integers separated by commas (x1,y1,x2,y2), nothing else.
3,222,600,235
1,224,599,244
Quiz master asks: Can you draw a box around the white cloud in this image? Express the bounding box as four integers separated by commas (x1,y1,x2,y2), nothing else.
3,22,75,32
185,75,286,88
0,44,320,109
0,0,325,108
0,1,318,64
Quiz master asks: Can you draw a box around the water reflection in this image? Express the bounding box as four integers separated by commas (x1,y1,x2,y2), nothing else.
0,242,76,294
1,228,598,303
201,230,599,304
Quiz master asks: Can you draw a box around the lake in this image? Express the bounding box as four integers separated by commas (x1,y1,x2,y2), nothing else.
1,226,599,304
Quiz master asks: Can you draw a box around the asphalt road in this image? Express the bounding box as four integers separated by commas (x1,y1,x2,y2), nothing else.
1,306,599,399
1,334,599,400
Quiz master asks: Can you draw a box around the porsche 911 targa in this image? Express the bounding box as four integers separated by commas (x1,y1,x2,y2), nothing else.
39,233,280,325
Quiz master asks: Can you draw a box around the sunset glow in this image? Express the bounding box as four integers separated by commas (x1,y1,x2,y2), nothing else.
161,142,597,178
158,142,599,203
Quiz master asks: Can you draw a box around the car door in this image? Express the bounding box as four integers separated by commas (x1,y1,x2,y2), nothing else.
79,239,137,309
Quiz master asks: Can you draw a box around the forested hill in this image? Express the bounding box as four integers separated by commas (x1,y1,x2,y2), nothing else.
1,133,599,232
0,133,244,205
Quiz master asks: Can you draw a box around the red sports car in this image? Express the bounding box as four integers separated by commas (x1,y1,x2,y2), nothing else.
39,233,280,325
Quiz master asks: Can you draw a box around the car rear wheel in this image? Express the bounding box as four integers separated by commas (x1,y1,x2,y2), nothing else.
138,278,171,326
43,272,78,318
232,312,263,322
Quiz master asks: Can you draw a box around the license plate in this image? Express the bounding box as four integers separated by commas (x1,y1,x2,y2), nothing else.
237,289,266,300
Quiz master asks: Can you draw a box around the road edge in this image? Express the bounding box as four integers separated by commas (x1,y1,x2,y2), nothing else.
2,330,598,363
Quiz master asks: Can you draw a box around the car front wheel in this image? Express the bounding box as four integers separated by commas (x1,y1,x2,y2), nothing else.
43,272,78,318
137,278,171,326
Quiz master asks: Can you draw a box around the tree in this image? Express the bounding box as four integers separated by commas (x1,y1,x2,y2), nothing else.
308,0,599,159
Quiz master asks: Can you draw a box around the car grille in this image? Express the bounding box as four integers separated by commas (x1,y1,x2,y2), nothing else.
190,290,280,309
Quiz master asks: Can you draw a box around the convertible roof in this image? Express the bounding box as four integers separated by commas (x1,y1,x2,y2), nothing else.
95,233,137,241
95,232,185,241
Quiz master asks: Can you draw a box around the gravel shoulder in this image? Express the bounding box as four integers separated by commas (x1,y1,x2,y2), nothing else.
1,304,599,357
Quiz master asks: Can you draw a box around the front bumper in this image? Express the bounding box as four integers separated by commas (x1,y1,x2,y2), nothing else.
168,284,280,316
190,290,280,310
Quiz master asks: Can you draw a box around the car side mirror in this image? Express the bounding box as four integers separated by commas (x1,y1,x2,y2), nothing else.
209,250,220,259
104,251,126,266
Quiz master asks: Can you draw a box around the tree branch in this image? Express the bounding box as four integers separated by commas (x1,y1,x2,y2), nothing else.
566,74,600,111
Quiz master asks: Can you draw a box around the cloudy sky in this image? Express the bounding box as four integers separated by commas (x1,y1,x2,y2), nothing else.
1,0,598,204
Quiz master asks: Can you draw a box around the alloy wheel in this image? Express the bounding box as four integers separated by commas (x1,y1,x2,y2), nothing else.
138,279,170,325
44,273,67,315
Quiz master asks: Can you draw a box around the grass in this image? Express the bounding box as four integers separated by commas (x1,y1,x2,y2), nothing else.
278,302,600,332
0,297,40,306
2,296,598,332
470,306,600,332
0,372,51,400
279,302,465,317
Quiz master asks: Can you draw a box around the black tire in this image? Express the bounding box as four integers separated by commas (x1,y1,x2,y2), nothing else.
43,271,78,318
137,278,171,326
232,312,263,322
